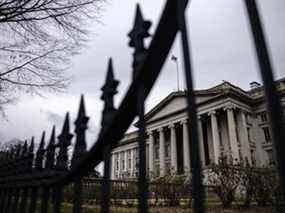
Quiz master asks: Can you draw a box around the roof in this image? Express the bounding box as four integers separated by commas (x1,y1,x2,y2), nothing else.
120,77,285,144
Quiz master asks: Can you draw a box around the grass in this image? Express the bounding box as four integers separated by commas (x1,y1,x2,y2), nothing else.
56,203,272,213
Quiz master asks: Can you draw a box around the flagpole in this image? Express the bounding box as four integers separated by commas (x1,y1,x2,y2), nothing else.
171,55,180,91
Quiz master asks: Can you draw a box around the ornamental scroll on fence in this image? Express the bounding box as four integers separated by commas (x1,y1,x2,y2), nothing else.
0,0,284,213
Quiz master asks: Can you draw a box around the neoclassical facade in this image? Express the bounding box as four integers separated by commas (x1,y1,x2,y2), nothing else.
110,78,285,180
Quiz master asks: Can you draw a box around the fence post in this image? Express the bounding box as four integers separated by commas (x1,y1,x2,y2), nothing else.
176,0,205,212
72,95,89,213
41,126,56,213
100,58,119,213
128,5,151,213
243,0,285,200
53,113,73,213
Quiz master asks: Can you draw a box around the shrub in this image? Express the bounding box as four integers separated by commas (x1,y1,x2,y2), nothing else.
208,156,241,208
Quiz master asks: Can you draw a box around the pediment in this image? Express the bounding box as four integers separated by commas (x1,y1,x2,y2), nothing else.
145,91,220,123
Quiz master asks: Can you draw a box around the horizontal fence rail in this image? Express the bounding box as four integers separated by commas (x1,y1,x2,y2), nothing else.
0,0,284,213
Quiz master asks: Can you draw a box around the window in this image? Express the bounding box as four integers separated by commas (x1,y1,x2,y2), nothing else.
122,159,125,170
128,158,131,169
262,127,271,142
247,127,251,141
267,150,275,165
116,160,119,170
165,144,170,158
246,114,250,124
155,145,159,160
250,149,255,164
260,112,268,122
135,157,139,169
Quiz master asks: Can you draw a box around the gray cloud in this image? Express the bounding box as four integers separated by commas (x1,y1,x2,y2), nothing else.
44,110,65,127
1,0,284,142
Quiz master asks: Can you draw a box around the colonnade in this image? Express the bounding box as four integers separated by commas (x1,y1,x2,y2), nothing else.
112,104,252,179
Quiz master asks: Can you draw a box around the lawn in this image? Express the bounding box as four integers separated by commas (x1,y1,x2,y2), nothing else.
58,203,273,213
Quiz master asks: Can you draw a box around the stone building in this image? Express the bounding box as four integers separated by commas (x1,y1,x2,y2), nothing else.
110,78,285,180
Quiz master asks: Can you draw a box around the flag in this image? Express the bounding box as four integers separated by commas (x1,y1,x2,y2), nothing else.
171,55,177,61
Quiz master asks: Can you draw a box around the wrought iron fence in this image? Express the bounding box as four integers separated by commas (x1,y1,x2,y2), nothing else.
0,0,284,213
62,178,196,206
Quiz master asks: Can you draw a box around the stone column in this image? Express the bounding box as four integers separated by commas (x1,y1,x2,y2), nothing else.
111,153,115,179
208,111,220,164
182,120,190,173
198,116,205,166
148,131,154,177
158,127,166,176
169,124,178,173
118,152,121,178
225,105,240,162
130,148,134,177
124,151,127,173
240,110,251,164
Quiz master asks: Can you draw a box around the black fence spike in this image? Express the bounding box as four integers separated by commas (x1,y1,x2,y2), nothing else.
22,140,28,156
78,95,87,120
100,58,120,213
56,113,73,170
35,131,46,170
100,58,119,131
128,4,151,50
61,113,71,143
46,126,56,169
16,144,21,156
72,96,89,168
29,137,35,154
128,4,151,73
8,146,13,160
28,137,35,171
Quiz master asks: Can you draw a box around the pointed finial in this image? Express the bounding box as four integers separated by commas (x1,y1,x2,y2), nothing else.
46,126,56,169
56,113,73,170
22,140,28,156
72,96,89,168
101,59,119,103
8,146,15,160
78,95,86,119
62,113,70,138
57,112,73,148
128,4,151,50
49,126,56,147
29,137,35,154
15,144,22,157
35,131,46,170
39,131,46,149
75,95,89,131
106,59,115,83
100,58,119,131
128,4,151,72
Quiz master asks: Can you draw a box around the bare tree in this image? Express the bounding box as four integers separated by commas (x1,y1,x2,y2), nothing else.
0,0,103,111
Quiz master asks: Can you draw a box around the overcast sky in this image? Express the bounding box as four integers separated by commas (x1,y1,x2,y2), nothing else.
0,0,284,147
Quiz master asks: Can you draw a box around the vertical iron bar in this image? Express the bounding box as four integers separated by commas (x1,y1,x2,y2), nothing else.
137,86,148,213
0,189,5,213
128,5,150,212
73,177,83,213
8,188,15,213
5,188,12,213
101,145,111,213
29,187,38,213
11,188,20,213
7,189,12,213
177,0,205,213
53,186,63,213
19,188,28,213
243,0,285,197
100,59,119,213
41,187,50,213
